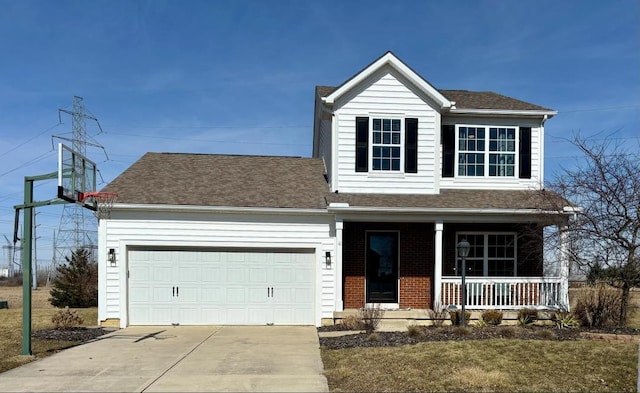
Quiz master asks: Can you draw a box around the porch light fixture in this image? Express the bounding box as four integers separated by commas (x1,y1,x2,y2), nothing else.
108,248,116,267
456,239,471,326
325,251,332,269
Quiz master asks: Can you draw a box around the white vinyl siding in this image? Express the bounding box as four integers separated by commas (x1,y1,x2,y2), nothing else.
333,66,440,194
317,117,332,184
440,116,544,190
98,211,335,327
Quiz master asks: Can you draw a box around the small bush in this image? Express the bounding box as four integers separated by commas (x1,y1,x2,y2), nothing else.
339,315,365,330
449,309,471,326
517,308,539,325
535,329,556,340
366,332,380,342
406,325,425,338
481,309,504,326
51,307,84,329
552,311,580,329
573,284,623,328
428,302,450,327
360,304,385,334
453,326,471,336
497,326,517,338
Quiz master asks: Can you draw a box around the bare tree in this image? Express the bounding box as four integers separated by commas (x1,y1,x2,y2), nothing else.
547,134,639,324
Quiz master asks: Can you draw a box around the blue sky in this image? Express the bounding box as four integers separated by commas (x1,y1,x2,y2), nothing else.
0,0,638,268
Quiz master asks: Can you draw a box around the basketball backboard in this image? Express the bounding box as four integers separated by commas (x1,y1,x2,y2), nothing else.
57,143,97,204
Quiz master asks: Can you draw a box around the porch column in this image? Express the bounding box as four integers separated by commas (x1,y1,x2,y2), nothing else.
335,219,344,311
558,224,570,310
434,221,443,307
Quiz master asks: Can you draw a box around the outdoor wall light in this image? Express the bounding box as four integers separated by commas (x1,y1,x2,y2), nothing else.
108,248,116,267
325,251,332,269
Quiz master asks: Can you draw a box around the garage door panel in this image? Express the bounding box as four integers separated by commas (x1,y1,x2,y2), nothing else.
128,249,315,325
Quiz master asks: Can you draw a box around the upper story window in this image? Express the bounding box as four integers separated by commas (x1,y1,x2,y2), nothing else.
457,126,517,177
356,117,418,173
372,118,402,171
442,124,532,179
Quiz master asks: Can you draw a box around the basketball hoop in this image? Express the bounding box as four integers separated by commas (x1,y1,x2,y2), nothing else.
80,191,118,220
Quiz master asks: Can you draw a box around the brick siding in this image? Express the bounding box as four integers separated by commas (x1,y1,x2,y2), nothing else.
342,222,434,309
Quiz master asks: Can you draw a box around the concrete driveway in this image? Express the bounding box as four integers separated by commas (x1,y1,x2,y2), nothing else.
0,326,328,392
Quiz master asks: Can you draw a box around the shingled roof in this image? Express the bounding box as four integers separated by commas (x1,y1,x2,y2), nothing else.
316,85,552,112
102,153,330,209
325,189,567,211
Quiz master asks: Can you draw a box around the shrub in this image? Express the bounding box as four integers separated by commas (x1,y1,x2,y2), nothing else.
535,329,557,340
366,332,380,342
406,325,424,338
449,309,471,326
51,307,84,329
360,304,385,334
481,309,503,326
49,249,98,308
573,284,623,328
339,315,365,330
497,326,517,338
453,326,471,336
552,311,579,329
428,301,450,327
517,308,539,326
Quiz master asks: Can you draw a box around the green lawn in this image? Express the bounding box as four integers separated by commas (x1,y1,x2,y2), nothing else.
321,339,638,392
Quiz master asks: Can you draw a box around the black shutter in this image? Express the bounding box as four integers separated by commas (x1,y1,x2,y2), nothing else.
405,118,418,173
355,117,369,172
519,127,531,179
441,124,455,177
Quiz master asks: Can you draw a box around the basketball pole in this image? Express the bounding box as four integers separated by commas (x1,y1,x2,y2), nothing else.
15,172,67,356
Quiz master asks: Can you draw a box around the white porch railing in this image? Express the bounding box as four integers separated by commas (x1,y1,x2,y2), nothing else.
441,277,566,310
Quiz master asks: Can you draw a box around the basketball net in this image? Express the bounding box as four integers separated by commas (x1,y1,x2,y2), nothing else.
80,191,118,220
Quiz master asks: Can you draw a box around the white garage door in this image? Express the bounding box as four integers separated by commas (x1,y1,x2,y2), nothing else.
128,249,315,325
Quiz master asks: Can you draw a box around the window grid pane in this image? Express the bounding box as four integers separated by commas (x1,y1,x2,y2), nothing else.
458,127,486,176
488,127,516,177
456,233,516,277
372,118,402,172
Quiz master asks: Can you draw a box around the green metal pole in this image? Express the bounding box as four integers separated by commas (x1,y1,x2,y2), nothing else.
22,178,33,355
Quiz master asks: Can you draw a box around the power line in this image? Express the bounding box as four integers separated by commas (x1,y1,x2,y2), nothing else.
103,131,311,146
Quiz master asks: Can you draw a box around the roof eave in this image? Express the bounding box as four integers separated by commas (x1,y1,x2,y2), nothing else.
327,204,573,216
111,203,328,215
323,52,452,109
447,108,558,118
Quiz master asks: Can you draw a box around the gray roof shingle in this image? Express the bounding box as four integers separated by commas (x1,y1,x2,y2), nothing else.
316,85,552,112
325,189,566,211
102,153,330,209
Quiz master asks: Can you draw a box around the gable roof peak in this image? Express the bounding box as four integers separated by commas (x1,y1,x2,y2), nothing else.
323,51,452,109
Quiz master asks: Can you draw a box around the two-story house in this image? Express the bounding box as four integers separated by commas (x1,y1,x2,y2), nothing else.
97,52,571,328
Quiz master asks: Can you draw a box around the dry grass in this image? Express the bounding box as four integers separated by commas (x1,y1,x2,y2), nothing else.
322,339,638,392
0,286,98,373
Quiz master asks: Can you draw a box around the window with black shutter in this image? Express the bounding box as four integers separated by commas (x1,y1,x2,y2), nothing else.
519,127,532,179
355,117,369,172
404,118,418,173
441,124,455,177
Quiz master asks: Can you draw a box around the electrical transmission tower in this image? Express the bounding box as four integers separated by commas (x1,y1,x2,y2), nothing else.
53,96,104,266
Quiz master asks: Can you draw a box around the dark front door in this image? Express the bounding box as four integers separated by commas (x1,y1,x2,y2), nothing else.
366,232,399,303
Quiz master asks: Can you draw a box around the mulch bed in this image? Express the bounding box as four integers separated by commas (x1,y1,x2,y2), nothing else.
33,327,113,342
318,325,639,349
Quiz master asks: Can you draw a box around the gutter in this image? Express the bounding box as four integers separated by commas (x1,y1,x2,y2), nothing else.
110,203,329,216
448,109,558,118
327,204,572,216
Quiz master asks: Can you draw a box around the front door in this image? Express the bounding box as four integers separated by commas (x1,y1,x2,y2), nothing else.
366,232,399,303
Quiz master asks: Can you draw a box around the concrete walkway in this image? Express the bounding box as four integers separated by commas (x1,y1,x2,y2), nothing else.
0,326,328,392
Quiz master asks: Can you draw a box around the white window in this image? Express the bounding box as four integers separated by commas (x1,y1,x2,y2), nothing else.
455,233,517,277
371,118,402,171
457,126,518,177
